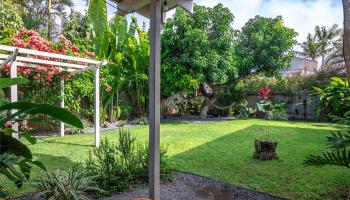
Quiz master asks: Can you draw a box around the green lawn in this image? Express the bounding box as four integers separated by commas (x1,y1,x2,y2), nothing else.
3,119,349,199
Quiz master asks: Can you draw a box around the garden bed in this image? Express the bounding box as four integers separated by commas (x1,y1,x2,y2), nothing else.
13,172,287,200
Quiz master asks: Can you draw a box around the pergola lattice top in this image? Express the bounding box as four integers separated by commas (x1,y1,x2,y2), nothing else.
0,45,105,147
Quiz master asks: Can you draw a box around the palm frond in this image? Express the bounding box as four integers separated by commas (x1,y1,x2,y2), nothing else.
327,130,350,149
303,148,350,168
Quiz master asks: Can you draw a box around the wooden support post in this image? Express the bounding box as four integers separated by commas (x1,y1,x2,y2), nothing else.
60,79,65,136
149,0,161,199
94,65,100,147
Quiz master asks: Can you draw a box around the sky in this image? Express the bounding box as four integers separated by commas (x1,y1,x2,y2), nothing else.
73,0,343,47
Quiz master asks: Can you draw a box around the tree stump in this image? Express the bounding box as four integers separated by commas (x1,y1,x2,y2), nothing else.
253,139,278,160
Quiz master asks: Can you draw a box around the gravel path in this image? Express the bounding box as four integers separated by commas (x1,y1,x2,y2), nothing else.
14,172,287,200
101,172,287,200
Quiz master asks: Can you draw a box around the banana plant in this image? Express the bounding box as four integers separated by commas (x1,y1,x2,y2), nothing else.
121,17,150,117
0,77,83,198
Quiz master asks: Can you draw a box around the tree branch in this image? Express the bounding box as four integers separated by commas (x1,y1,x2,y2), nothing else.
212,71,260,89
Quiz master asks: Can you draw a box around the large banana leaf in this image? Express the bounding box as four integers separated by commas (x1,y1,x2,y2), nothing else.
0,135,32,159
109,15,127,55
88,0,107,59
0,102,84,129
0,78,29,89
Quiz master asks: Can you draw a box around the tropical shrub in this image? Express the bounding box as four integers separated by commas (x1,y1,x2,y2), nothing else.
266,102,289,121
256,85,289,120
85,128,172,195
85,137,129,194
0,78,84,198
234,100,256,119
34,166,102,200
243,69,346,95
313,77,350,122
175,98,203,115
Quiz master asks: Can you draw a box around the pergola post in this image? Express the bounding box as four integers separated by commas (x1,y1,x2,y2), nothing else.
9,49,19,139
10,63,18,139
94,64,101,147
60,79,65,136
149,0,161,199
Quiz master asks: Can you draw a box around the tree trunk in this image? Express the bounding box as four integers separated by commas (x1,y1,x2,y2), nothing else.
47,0,52,40
321,55,325,71
343,0,350,84
200,100,210,119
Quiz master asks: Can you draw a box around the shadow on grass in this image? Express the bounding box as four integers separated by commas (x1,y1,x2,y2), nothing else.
33,153,78,170
40,140,94,148
170,124,345,199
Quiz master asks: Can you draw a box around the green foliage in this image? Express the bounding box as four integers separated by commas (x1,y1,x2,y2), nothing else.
175,98,203,115
313,77,350,122
0,102,84,128
161,4,236,95
88,0,107,59
34,166,102,200
298,33,320,60
65,71,95,118
118,18,149,117
85,137,129,194
234,100,256,119
0,77,83,198
63,11,89,42
0,1,23,44
266,102,289,121
304,130,350,168
243,69,346,95
85,128,172,195
235,16,297,76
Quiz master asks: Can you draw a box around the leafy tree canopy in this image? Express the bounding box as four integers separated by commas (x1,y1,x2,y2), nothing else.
161,5,297,97
161,4,236,96
235,15,298,77
0,1,23,44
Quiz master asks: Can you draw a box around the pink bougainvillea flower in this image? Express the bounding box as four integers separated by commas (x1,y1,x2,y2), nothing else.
4,121,12,127
72,45,79,52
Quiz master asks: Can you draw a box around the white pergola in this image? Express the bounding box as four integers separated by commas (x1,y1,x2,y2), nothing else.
115,1,193,199
0,44,105,147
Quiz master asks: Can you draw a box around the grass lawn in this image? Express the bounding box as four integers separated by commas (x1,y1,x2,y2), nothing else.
2,119,349,199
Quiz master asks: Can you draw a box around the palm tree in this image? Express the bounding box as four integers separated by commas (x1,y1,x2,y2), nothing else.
326,37,345,69
343,0,350,85
315,24,342,70
15,0,74,39
298,33,320,61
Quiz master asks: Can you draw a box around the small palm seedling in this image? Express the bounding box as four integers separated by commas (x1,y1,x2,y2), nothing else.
33,166,103,200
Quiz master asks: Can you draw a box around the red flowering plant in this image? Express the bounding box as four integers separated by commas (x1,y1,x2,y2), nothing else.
257,85,272,112
258,85,271,101
1,28,95,104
